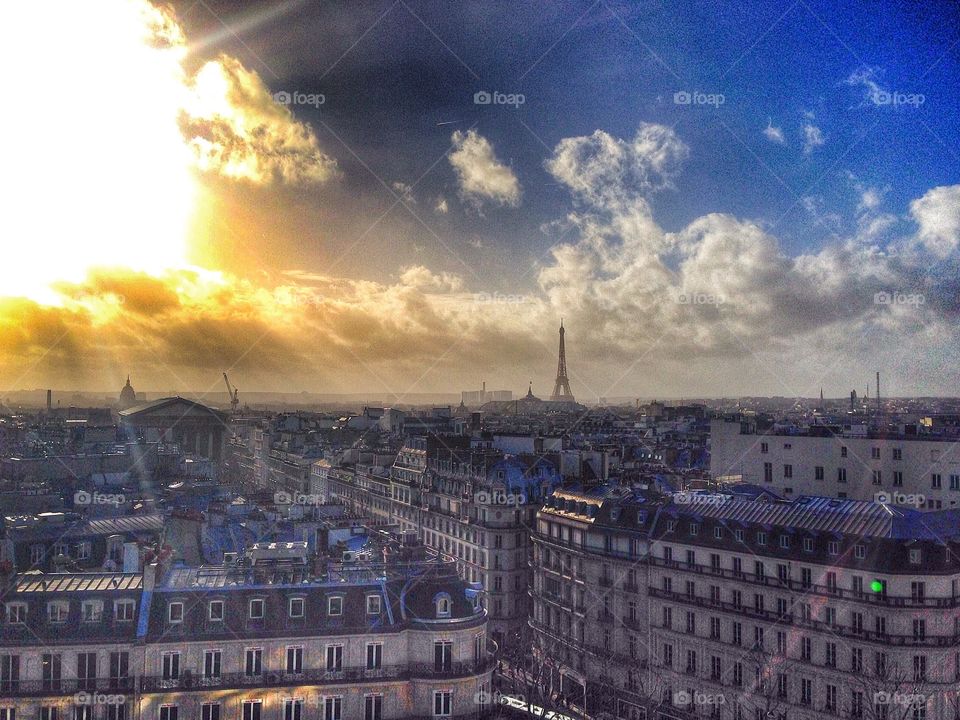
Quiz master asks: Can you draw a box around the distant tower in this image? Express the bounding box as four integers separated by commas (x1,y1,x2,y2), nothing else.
550,320,575,402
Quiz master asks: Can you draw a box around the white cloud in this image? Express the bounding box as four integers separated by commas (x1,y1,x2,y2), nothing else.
392,181,416,204
434,197,449,214
448,130,521,207
181,57,339,185
910,185,960,258
532,122,960,395
802,122,825,154
845,66,886,107
763,120,785,144
545,123,689,210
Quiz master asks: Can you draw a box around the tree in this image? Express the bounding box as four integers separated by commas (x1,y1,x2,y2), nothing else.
849,652,932,720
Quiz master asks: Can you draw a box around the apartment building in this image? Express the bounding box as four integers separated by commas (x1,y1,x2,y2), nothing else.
711,416,960,509
0,541,495,720
313,435,562,648
531,487,960,719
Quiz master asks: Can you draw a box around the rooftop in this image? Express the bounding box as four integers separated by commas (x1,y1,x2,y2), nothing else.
16,572,143,593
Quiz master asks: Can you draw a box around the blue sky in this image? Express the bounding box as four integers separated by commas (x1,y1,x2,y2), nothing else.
178,0,959,275
5,0,958,398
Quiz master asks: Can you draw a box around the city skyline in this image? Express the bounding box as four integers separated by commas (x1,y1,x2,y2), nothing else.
3,1,960,400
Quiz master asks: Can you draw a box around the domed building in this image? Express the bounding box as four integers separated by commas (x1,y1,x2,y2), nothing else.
118,376,137,410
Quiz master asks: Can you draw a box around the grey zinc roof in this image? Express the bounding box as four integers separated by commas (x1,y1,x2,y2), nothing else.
664,494,960,541
85,514,165,535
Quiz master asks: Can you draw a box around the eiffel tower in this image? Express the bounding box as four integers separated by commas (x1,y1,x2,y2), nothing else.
550,319,575,402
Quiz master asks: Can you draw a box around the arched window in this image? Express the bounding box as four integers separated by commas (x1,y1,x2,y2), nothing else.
434,592,451,618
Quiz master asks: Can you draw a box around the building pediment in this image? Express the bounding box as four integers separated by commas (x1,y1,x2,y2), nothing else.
119,397,228,423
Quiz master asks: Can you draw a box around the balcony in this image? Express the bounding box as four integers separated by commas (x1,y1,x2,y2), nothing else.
649,586,792,625
792,616,958,647
646,555,960,608
0,677,133,698
139,653,497,694
621,616,643,631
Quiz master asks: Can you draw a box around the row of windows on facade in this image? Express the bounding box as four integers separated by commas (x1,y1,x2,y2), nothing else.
542,520,928,566
658,602,950,644
760,442,913,460
661,524,927,564
656,570,938,606
0,636,484,687
537,606,946,683
3,593,455,626
537,624,935,720
165,594,385,623
657,675,930,719
536,629,932,720
761,461,960,489
4,693,435,720
543,557,941,607
29,541,98,565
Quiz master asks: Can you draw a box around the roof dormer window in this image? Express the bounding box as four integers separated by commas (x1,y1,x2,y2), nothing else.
168,601,183,624
5,603,26,624
249,598,265,619
48,601,69,624
81,599,103,623
435,592,452,618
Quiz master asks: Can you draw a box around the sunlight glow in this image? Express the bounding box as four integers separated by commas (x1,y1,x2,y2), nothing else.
2,2,197,303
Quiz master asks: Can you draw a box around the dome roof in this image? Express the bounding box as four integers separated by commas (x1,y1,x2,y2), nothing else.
119,376,137,409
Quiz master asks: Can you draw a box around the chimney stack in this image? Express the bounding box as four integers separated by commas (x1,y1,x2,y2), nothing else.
46,389,52,412
876,371,881,413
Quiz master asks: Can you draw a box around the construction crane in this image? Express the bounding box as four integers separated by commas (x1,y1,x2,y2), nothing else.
223,373,239,414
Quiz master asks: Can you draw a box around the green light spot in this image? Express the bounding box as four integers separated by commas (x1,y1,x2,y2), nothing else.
870,580,884,593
